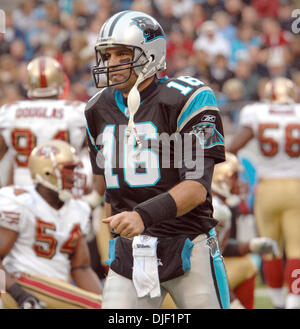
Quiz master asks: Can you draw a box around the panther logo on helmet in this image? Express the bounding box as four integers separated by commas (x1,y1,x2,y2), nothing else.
131,16,164,42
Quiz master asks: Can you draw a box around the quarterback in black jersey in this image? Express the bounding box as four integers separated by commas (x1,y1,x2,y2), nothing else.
85,10,230,309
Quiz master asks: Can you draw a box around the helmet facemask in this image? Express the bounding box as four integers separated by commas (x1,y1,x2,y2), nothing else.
92,44,149,89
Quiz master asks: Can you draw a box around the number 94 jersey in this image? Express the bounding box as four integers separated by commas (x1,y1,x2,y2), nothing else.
0,185,91,282
239,102,300,179
0,99,86,185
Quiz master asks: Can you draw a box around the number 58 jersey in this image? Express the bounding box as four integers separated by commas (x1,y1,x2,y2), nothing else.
0,186,91,282
0,99,86,185
239,102,300,179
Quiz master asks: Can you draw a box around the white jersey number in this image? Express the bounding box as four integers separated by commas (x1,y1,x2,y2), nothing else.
103,123,160,188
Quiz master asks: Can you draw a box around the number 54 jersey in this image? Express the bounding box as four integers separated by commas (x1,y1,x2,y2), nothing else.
0,186,91,282
0,99,86,185
239,102,300,179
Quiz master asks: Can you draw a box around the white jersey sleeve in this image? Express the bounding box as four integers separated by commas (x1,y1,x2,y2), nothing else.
64,100,87,152
0,103,17,148
0,187,30,232
239,103,259,131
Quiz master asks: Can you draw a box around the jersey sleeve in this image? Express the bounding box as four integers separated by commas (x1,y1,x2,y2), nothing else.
84,93,105,175
0,104,14,147
177,85,225,163
0,188,23,232
67,102,87,151
174,84,225,190
239,104,256,130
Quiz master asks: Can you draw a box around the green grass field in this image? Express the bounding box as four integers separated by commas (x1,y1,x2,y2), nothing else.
254,275,273,309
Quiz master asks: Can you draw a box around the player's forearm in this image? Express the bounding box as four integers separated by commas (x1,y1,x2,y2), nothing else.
71,267,103,295
227,126,254,154
168,180,207,216
0,135,8,161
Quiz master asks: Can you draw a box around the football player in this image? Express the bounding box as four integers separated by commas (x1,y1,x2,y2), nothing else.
212,152,279,309
0,140,102,309
86,10,230,309
0,56,86,187
228,77,300,309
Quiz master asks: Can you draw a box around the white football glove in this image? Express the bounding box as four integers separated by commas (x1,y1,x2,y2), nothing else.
249,237,280,257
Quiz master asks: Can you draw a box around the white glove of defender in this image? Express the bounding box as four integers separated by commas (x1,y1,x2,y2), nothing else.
249,237,280,257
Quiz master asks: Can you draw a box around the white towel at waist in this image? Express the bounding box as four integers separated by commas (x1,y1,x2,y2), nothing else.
132,235,161,298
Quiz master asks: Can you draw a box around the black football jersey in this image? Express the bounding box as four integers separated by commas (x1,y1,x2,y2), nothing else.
85,76,226,238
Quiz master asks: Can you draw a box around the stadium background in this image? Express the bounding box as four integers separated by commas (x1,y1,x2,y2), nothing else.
1,0,299,308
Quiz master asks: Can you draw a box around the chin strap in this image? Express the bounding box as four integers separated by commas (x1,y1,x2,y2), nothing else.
125,55,166,155
126,56,158,148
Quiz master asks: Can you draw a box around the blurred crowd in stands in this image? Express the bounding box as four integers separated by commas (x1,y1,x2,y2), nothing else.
0,0,299,132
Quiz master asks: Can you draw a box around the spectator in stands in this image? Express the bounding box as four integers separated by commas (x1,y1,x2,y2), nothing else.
212,11,237,42
288,35,300,72
202,0,225,20
171,0,194,19
230,23,261,69
150,0,178,35
191,2,206,31
251,0,279,18
166,23,194,73
194,20,231,63
222,78,248,124
261,17,291,48
240,6,260,30
224,0,243,26
277,0,295,31
208,54,234,92
234,53,260,100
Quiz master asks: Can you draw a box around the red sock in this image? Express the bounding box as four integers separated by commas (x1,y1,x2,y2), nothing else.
263,258,284,288
285,259,300,294
234,274,256,309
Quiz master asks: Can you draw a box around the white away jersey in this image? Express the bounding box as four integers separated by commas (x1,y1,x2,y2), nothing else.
0,99,86,185
239,102,300,178
0,185,91,282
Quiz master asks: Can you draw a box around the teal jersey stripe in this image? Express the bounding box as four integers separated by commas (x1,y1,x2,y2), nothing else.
115,90,129,118
105,237,119,267
177,89,217,129
209,228,230,309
